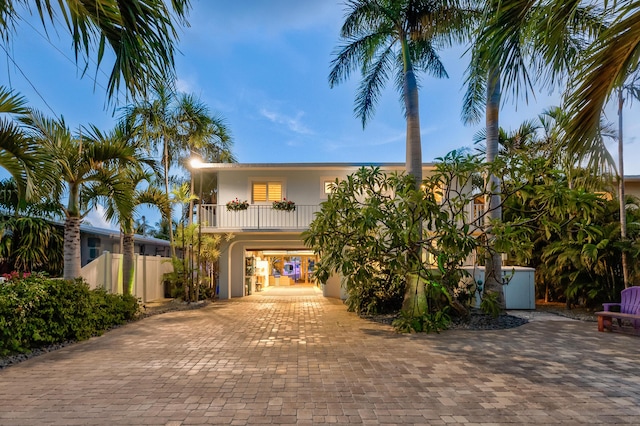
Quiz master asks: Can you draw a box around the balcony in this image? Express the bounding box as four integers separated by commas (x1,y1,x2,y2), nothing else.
198,204,321,231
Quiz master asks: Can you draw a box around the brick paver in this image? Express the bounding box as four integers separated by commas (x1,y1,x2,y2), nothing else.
1,287,639,425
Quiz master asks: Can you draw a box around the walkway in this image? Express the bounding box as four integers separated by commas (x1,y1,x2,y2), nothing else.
0,289,638,425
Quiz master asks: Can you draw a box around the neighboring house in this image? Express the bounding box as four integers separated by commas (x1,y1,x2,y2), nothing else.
194,163,439,299
80,224,171,266
624,175,640,201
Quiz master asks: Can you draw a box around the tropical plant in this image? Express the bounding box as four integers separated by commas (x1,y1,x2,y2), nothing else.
0,0,191,101
125,83,235,256
0,274,139,356
462,0,607,308
0,87,56,204
22,111,150,280
329,0,472,185
304,157,499,323
0,179,64,276
94,170,168,296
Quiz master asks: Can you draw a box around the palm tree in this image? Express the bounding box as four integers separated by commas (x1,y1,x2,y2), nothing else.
462,0,605,307
563,2,640,289
0,87,55,203
125,83,234,257
329,0,471,185
614,74,640,288
0,0,191,101
564,1,640,156
22,111,150,280
85,122,164,295
99,173,168,295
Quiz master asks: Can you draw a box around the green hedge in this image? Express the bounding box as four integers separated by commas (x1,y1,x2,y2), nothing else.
0,274,139,356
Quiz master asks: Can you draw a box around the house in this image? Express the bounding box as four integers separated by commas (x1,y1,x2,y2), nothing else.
624,175,640,200
193,162,440,299
79,224,171,266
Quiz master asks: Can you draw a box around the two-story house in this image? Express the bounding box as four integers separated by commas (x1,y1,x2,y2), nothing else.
195,162,440,299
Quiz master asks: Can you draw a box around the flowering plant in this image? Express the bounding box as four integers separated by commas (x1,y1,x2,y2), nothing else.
272,198,296,211
1,271,31,283
226,198,249,211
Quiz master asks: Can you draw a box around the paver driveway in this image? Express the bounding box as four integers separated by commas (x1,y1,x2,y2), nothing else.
1,286,639,425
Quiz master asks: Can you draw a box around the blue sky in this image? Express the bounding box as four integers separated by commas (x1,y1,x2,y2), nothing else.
3,1,640,229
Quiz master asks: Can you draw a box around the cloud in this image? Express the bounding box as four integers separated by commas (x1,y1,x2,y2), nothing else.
84,205,118,231
324,131,404,152
189,1,342,43
175,78,193,94
260,108,313,135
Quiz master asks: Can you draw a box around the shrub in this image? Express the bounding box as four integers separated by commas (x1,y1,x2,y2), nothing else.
0,274,139,356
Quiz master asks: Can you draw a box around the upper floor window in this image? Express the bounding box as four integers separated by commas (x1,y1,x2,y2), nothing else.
321,177,339,199
252,181,282,203
323,180,335,195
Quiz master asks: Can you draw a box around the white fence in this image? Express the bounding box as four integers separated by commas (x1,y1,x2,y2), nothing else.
81,252,173,303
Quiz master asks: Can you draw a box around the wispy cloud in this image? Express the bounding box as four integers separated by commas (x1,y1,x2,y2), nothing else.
175,78,193,94
84,205,118,230
260,108,313,135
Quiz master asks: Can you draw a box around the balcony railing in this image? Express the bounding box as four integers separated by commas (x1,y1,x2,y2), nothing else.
197,203,486,231
198,204,321,230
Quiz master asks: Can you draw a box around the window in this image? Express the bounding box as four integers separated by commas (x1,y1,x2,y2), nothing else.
88,237,101,260
252,181,282,203
320,177,339,198
323,180,335,194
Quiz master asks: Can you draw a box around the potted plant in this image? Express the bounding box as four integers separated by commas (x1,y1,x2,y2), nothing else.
226,198,249,211
272,198,296,212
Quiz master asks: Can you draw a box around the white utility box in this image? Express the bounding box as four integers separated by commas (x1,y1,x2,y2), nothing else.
462,266,536,310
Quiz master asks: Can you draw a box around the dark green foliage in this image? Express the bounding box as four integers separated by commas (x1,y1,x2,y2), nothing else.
392,307,451,333
495,140,640,308
480,291,501,318
0,274,139,356
304,156,492,325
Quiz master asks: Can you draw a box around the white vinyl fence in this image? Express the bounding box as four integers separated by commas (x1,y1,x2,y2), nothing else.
81,252,173,303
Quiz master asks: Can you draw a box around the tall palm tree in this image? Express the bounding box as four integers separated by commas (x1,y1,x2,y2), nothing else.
22,111,151,280
125,83,234,257
0,0,191,101
462,0,605,307
614,74,640,288
329,0,471,185
566,2,640,287
86,122,165,295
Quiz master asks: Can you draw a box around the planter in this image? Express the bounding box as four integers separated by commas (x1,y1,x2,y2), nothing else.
226,198,249,211
272,199,296,212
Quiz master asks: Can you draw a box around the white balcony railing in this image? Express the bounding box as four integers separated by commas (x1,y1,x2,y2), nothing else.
197,203,486,231
198,204,321,230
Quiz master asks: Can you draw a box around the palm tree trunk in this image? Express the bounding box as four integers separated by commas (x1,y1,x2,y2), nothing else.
618,88,629,288
63,215,82,280
401,45,425,312
122,231,135,295
163,136,176,258
484,67,505,309
402,43,423,186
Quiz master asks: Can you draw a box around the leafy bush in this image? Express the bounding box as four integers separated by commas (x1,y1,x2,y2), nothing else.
480,291,502,318
392,307,451,333
0,274,139,356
